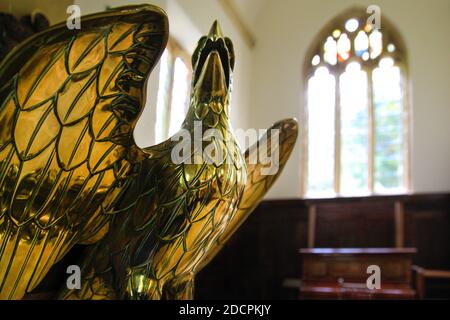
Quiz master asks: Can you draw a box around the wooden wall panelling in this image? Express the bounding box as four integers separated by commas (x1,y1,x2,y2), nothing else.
25,194,449,299
313,199,395,248
197,194,449,299
196,200,309,299
404,194,450,269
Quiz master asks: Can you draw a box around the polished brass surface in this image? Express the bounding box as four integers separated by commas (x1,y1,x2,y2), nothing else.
60,21,298,300
0,4,298,300
0,5,168,299
198,118,298,271
60,20,246,300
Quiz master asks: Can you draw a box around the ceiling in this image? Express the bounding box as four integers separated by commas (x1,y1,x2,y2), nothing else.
217,0,269,46
231,0,268,30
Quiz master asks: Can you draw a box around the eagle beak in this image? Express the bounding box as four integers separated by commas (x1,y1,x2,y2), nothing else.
208,20,223,41
195,51,227,99
194,20,229,100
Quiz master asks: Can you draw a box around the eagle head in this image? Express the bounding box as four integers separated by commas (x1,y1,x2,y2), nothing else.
191,20,235,104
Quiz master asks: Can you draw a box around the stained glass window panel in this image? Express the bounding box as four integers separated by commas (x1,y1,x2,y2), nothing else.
305,11,409,197
369,30,382,59
337,33,351,62
373,64,404,192
312,54,320,66
345,18,359,33
307,67,336,196
339,62,369,194
332,29,341,39
355,31,369,57
168,57,190,137
155,50,170,143
324,36,337,65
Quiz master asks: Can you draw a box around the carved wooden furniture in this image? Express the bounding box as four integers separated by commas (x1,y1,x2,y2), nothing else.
196,193,449,299
413,265,450,299
299,248,417,299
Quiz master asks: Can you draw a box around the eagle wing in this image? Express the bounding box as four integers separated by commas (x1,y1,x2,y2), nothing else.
198,118,298,270
0,5,168,299
61,131,246,299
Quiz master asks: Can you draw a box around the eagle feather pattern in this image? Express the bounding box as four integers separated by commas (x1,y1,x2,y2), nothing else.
59,20,299,300
0,5,168,299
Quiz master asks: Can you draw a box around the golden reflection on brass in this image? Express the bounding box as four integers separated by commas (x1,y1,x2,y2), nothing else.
0,4,298,300
198,118,298,272
60,20,246,300
0,5,168,299
60,21,298,300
